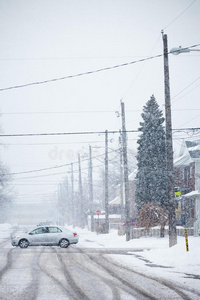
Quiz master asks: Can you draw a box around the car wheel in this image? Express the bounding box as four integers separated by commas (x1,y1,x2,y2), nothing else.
59,238,69,248
19,239,29,248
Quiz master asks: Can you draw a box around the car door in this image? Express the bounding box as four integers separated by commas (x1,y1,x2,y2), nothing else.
29,227,49,245
46,226,63,245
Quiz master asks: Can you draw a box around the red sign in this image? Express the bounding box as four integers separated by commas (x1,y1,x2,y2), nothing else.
96,210,101,216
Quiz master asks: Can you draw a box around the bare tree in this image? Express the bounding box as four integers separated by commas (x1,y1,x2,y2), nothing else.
137,202,168,237
0,162,13,222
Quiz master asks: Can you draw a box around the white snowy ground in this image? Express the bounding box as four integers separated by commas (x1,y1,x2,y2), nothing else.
1,223,200,291
74,225,200,291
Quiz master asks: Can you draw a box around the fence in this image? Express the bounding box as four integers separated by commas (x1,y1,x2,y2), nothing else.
118,225,194,238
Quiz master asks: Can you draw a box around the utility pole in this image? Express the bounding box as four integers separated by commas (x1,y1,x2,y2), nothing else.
121,101,130,241
71,163,75,228
119,130,124,222
162,31,177,247
105,130,109,233
65,177,69,225
89,145,94,231
78,154,84,229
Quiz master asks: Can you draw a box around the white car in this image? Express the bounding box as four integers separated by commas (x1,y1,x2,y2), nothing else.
11,225,79,248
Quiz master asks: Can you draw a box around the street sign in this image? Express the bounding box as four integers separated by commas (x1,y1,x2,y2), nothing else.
96,210,101,216
175,192,181,195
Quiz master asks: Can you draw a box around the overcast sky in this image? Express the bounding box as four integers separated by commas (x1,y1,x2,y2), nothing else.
0,0,200,203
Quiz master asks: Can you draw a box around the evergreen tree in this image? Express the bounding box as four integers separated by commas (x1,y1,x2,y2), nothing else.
135,95,167,211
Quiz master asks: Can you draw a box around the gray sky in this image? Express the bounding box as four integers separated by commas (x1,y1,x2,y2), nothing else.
0,0,200,203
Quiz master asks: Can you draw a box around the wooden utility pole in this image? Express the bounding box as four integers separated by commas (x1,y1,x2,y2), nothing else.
119,130,124,222
71,163,75,228
78,154,84,229
121,101,130,241
162,32,177,247
105,130,109,233
89,145,94,231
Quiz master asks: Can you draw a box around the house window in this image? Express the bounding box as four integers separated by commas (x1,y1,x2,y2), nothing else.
186,168,189,186
190,166,193,179
182,169,185,180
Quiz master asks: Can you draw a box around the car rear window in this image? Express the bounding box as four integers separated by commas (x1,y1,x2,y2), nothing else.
48,227,62,233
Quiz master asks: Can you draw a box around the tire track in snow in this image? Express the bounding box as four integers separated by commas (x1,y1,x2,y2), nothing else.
0,248,15,280
37,246,85,299
66,246,156,299
101,254,200,300
0,247,39,300
67,246,142,300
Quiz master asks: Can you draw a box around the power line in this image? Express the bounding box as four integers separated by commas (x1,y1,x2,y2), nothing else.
1,110,117,115
163,0,197,30
1,109,143,115
0,129,138,137
4,149,116,176
179,112,200,127
172,75,200,104
1,108,200,117
0,53,164,92
0,55,147,61
2,141,105,146
0,43,199,93
1,127,200,138
121,32,162,101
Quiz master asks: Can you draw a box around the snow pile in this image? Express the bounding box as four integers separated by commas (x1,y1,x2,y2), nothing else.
0,223,12,230
143,236,200,274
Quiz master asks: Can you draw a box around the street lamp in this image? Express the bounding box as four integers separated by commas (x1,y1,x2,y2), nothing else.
162,34,200,247
162,32,177,247
170,46,200,55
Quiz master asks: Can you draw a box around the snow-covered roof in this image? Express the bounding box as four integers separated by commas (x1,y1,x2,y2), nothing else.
182,190,200,198
128,169,137,181
174,152,192,166
109,196,121,205
174,140,200,167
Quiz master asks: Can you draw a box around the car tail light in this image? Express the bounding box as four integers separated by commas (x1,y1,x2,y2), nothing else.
73,233,77,236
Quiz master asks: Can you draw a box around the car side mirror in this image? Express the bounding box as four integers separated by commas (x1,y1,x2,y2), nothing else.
29,232,33,235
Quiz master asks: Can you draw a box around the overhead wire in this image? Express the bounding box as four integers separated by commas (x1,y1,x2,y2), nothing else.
1,110,117,115
0,53,164,92
171,75,200,104
179,112,200,127
1,127,200,138
162,0,197,30
4,108,199,116
0,129,138,137
3,149,116,176
1,44,200,92
3,127,200,178
121,32,162,101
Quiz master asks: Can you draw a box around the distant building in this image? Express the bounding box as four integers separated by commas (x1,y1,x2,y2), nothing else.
8,201,57,226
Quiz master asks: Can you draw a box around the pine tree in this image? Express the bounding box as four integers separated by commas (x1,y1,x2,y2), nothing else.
135,95,167,211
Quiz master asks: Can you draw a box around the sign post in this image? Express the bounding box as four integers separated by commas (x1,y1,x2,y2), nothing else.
184,229,189,252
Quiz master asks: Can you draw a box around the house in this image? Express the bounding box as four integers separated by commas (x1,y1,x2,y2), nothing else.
174,140,200,234
109,169,137,221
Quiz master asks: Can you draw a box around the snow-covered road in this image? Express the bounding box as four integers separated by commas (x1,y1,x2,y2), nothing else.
1,224,200,300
